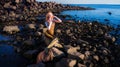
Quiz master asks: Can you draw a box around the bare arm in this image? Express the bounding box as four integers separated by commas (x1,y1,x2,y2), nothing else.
53,16,62,23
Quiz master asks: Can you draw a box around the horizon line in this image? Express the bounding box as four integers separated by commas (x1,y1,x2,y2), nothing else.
36,1,120,4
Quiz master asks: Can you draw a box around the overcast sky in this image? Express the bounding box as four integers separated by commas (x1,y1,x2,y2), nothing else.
36,0,120,4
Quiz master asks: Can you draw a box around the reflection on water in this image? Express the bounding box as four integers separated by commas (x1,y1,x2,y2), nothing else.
0,45,28,67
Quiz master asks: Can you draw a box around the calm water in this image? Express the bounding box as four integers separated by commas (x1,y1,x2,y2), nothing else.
61,4,120,25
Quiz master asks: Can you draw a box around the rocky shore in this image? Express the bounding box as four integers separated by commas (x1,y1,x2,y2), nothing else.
0,0,120,67
0,0,93,23
0,21,120,67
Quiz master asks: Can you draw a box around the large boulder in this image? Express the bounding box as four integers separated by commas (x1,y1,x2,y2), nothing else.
3,25,20,34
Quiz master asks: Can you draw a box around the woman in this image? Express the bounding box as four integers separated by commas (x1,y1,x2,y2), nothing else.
45,11,62,39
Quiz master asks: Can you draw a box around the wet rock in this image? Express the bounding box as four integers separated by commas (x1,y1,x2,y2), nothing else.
3,25,20,34
108,12,112,15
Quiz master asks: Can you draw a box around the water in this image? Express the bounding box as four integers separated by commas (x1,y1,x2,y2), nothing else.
0,45,28,67
61,4,120,25
61,4,120,44
0,35,10,42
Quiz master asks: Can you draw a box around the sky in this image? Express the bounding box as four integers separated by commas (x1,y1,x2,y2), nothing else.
36,0,120,4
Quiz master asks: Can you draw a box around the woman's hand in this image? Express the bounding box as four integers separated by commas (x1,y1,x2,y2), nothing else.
53,16,62,23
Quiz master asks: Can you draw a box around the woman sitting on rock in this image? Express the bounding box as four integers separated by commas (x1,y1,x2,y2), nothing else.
45,11,62,39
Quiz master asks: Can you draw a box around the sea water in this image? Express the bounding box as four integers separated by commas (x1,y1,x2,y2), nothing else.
61,4,120,25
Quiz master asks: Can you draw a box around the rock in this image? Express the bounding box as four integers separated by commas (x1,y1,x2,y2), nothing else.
15,0,20,3
9,11,16,17
55,58,67,67
38,24,44,30
67,46,80,55
66,29,71,34
4,2,10,8
108,12,112,15
55,58,76,67
23,39,35,46
56,29,61,34
35,31,42,37
26,24,36,30
85,51,91,58
3,25,20,34
43,28,47,33
27,63,45,67
77,39,89,44
51,47,64,57
78,63,86,67
97,29,104,35
23,50,38,59
104,34,116,42
93,55,99,61
104,57,109,63
79,54,85,60
69,59,77,67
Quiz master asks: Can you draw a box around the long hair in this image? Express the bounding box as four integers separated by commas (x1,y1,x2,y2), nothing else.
46,11,54,22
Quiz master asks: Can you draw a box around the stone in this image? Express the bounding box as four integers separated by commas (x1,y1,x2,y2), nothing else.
55,58,67,67
69,59,77,67
23,39,35,46
85,51,91,58
43,28,47,33
26,24,36,30
38,24,44,30
79,54,85,60
23,50,38,59
4,2,10,8
15,0,20,3
35,31,42,37
51,47,64,57
56,29,61,34
67,46,80,55
3,26,20,34
55,58,76,67
66,29,71,34
97,29,104,35
93,55,99,61
78,63,86,67
77,39,89,44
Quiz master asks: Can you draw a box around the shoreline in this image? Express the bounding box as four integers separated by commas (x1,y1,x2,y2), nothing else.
0,0,120,67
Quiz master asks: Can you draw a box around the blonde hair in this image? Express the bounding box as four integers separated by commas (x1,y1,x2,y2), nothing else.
46,11,54,21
